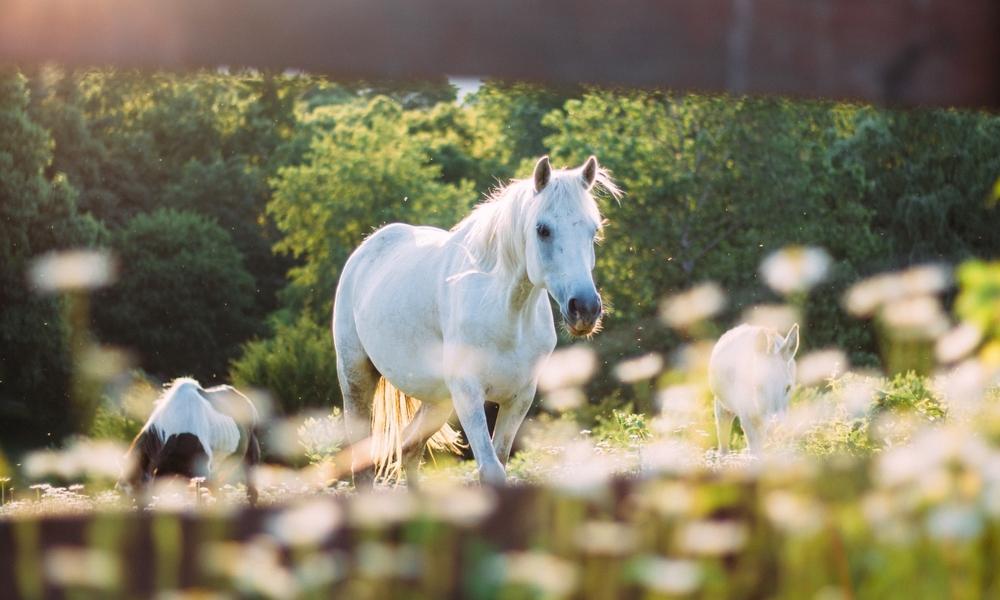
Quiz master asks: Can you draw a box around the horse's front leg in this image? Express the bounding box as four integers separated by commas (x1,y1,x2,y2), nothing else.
492,385,536,467
449,379,506,485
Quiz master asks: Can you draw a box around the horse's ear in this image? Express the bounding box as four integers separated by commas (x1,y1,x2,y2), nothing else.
782,323,800,359
533,156,551,193
581,155,599,189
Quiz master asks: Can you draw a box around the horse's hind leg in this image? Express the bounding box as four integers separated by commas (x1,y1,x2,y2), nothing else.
400,402,454,489
714,397,736,455
334,323,380,491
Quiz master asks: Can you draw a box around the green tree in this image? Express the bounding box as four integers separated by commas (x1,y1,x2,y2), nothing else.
268,95,473,319
93,209,258,381
0,70,102,447
831,108,1000,265
545,91,887,374
230,316,341,413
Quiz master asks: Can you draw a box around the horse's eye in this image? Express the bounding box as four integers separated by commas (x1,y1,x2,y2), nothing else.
785,385,792,394
536,224,551,239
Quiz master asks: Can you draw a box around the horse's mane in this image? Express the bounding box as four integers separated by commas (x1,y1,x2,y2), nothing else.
453,167,620,277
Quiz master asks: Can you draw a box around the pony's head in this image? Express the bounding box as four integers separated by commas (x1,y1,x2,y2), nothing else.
753,323,800,414
525,156,619,336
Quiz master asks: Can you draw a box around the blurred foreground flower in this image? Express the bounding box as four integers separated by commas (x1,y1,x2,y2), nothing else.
760,246,831,296
28,249,116,292
742,304,801,332
935,322,983,364
23,438,126,481
659,282,725,330
267,498,343,547
613,353,663,383
797,349,848,386
497,551,578,598
880,296,950,341
844,264,951,318
45,547,120,590
634,557,702,595
537,345,597,391
676,519,748,555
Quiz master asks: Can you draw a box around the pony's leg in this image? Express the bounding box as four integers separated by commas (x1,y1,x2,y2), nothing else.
400,402,454,489
335,344,380,491
714,398,736,455
244,428,261,507
492,387,535,466
450,380,505,485
741,415,765,455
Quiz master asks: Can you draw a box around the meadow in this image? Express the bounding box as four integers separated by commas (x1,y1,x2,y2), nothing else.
2,69,1000,598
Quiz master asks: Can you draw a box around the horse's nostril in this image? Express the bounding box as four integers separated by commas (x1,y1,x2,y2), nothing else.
568,297,579,317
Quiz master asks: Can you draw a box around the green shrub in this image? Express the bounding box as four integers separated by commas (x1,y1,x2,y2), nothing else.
875,371,946,421
93,209,259,381
230,315,341,414
591,405,652,447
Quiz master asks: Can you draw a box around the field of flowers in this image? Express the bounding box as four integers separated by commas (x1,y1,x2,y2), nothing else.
2,252,999,599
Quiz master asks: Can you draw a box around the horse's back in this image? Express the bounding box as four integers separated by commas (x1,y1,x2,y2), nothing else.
339,224,441,302
334,222,456,400
148,379,241,464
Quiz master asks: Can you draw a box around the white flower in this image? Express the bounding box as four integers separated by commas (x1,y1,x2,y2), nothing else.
266,498,343,547
499,551,578,597
935,322,983,364
29,249,117,292
760,246,831,296
742,304,801,332
763,491,824,535
797,349,848,387
676,520,748,555
879,295,950,340
537,346,598,392
659,282,726,330
574,521,637,555
613,353,664,383
634,557,702,595
44,547,120,589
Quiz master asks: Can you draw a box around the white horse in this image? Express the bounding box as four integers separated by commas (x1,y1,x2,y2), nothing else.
709,323,799,454
334,156,619,486
120,378,261,504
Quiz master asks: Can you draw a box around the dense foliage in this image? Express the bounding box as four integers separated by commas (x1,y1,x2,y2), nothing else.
92,209,258,381
2,68,999,449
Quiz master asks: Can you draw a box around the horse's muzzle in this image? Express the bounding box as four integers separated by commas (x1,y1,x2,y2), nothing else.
566,294,602,336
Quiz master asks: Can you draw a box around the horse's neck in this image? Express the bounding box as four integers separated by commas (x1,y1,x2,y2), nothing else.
450,201,551,324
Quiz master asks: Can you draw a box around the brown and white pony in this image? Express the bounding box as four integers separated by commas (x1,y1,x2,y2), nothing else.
120,378,261,505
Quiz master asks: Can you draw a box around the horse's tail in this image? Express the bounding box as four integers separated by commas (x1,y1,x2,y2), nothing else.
370,376,464,482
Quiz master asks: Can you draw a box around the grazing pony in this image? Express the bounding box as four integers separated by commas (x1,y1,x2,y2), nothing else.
334,156,620,486
120,378,261,505
709,323,799,454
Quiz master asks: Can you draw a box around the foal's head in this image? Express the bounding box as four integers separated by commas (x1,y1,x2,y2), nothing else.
525,156,619,336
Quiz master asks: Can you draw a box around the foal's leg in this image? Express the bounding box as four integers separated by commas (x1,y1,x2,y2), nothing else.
714,397,736,455
450,379,505,485
244,428,261,507
400,401,454,489
741,415,765,455
334,325,380,491
492,386,536,467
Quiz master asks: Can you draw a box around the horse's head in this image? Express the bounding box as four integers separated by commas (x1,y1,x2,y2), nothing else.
525,155,618,337
754,323,800,414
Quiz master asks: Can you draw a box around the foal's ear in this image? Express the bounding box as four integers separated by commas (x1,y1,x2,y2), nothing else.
533,156,552,193
581,155,599,189
781,323,800,359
